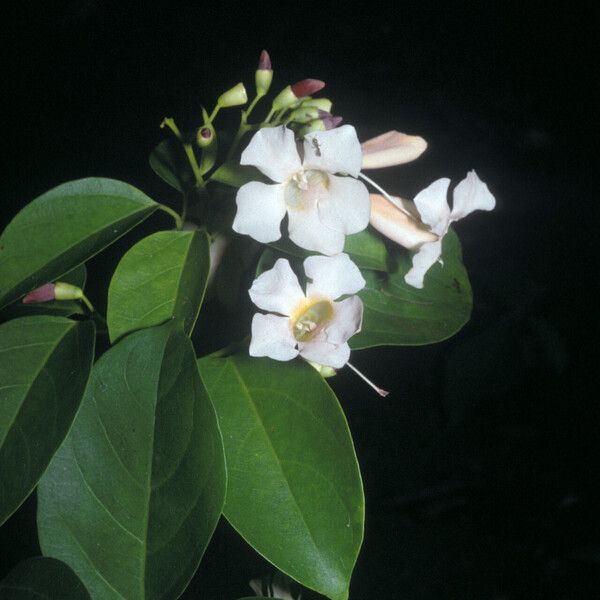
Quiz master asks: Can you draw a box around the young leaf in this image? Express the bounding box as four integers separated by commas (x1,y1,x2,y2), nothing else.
107,230,210,342
198,354,364,600
0,556,90,599
149,138,195,193
0,316,95,526
37,321,226,600
0,178,158,309
352,228,473,348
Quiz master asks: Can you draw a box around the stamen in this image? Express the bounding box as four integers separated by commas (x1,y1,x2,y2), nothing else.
358,172,414,219
346,362,389,397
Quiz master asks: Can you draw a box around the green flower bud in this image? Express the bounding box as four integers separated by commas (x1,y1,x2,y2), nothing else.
54,282,83,301
255,49,273,96
301,97,333,113
307,360,337,378
217,82,248,108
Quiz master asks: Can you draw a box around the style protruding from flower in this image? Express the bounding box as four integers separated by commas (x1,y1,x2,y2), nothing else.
272,79,325,111
248,254,365,369
232,125,370,255
371,171,495,289
255,49,273,96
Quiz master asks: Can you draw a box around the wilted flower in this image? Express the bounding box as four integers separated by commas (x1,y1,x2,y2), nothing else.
233,125,370,255
248,254,365,368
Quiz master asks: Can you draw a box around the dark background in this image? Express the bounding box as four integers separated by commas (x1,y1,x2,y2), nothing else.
2,2,598,598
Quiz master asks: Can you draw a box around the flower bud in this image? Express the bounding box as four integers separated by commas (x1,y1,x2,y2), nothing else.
296,115,343,137
300,97,333,113
272,79,325,110
361,131,428,169
196,126,214,147
288,107,328,124
198,107,218,173
22,281,83,304
255,49,273,96
307,360,337,378
54,282,84,301
217,82,248,108
22,283,55,304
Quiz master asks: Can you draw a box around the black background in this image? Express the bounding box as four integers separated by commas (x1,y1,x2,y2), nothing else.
1,2,598,598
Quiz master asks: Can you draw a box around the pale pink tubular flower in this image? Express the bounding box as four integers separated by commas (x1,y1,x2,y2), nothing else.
361,130,428,169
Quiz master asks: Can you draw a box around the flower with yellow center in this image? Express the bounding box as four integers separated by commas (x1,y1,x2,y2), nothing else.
248,254,365,368
232,125,370,256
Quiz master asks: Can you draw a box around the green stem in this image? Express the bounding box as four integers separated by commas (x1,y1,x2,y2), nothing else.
208,104,221,122
244,93,264,120
263,107,277,123
80,293,95,313
158,204,184,230
183,143,205,189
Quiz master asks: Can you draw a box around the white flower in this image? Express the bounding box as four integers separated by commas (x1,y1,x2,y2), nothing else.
404,170,496,288
248,253,365,368
232,125,370,256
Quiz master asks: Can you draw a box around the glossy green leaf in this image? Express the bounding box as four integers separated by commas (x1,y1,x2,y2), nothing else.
271,228,390,271
107,230,210,342
0,556,90,599
198,354,364,600
37,321,226,600
0,178,158,309
149,138,195,193
0,316,95,526
352,228,472,348
209,162,266,188
0,264,87,322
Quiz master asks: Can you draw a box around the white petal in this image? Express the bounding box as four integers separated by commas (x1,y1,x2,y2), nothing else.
317,175,371,236
305,254,365,300
369,193,438,250
287,201,345,256
404,239,443,289
299,334,351,369
240,126,301,183
249,313,299,361
233,182,286,243
413,178,452,237
248,258,305,315
302,125,363,177
450,170,496,222
361,130,428,169
325,296,363,344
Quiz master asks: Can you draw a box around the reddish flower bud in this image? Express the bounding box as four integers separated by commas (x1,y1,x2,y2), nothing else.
290,79,325,99
258,49,271,71
22,283,56,304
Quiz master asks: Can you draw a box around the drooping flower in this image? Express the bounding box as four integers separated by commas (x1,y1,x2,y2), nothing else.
232,125,370,255
248,253,365,368
370,171,495,289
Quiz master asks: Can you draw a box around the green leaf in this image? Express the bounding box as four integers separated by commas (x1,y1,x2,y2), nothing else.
107,230,210,342
0,556,90,599
0,178,158,309
0,316,95,526
149,138,195,193
209,162,266,188
270,228,390,271
37,321,226,600
198,354,364,600
0,264,87,322
352,228,472,348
